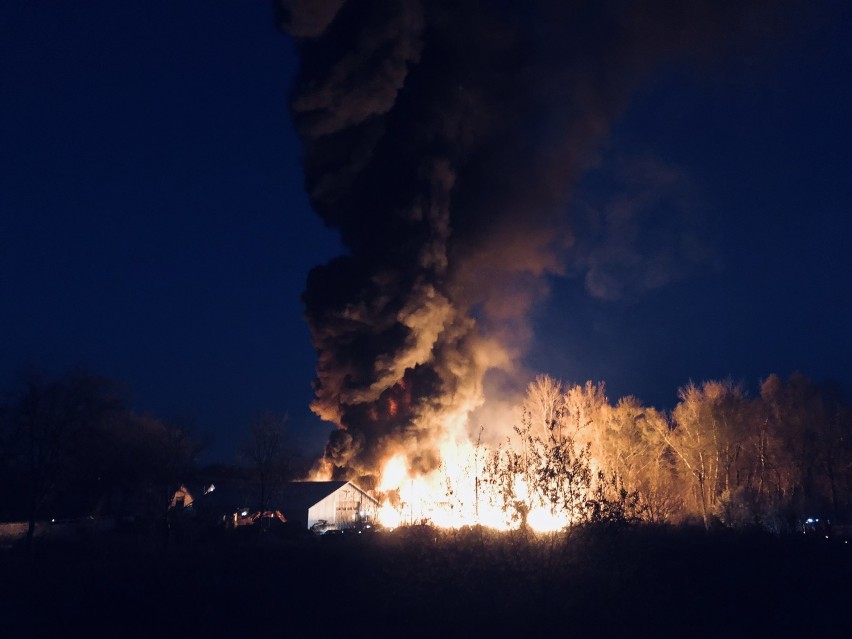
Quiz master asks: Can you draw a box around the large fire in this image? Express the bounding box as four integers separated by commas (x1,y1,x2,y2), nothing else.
305,377,604,534
372,433,572,534
303,376,632,534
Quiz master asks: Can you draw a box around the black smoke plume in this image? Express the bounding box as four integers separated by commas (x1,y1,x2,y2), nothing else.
276,0,807,482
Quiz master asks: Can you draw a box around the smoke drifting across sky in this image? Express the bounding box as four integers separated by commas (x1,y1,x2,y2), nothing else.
276,0,807,482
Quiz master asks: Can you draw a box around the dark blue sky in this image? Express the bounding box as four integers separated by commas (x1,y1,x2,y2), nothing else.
1,1,341,460
2,1,851,463
532,11,852,409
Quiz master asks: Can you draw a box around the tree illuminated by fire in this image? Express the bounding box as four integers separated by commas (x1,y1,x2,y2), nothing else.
351,373,852,534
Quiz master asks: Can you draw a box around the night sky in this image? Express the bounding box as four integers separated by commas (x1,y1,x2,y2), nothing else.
2,1,851,464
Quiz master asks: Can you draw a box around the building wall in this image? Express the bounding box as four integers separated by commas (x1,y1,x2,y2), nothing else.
307,484,379,530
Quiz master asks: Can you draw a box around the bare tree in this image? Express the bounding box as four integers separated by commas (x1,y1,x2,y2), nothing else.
665,380,755,528
523,375,565,442
760,373,852,525
3,370,127,547
240,412,294,515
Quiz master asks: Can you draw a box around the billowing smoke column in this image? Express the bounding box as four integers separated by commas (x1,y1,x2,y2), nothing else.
275,0,800,482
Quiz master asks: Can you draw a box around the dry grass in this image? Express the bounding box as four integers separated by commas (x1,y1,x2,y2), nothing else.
1,524,850,638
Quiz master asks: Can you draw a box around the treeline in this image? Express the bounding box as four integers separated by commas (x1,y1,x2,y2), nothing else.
495,373,852,530
0,370,305,545
0,371,203,543
4,368,849,541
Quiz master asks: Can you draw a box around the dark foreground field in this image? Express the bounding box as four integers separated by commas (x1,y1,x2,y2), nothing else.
1,524,850,638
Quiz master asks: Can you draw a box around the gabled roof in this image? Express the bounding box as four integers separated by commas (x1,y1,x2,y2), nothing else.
270,481,378,515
